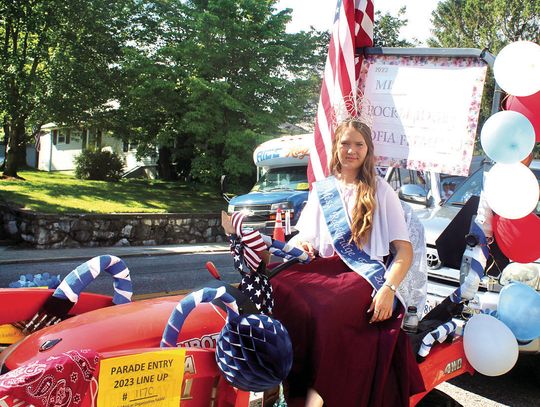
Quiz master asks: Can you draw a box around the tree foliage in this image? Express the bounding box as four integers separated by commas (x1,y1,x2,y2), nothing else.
74,150,125,182
113,0,327,186
428,0,540,134
0,0,132,177
429,0,540,51
373,7,416,47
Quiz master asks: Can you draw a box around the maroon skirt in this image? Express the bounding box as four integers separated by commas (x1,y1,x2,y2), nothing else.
271,256,425,407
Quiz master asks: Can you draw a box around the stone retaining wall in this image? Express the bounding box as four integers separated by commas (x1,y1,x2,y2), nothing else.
0,204,226,249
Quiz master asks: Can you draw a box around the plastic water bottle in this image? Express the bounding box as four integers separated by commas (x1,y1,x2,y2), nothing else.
403,306,419,334
460,270,480,301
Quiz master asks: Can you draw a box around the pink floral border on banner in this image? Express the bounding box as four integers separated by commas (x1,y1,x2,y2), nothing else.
358,55,487,176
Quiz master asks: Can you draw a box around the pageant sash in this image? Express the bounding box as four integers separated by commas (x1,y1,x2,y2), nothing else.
316,176,404,307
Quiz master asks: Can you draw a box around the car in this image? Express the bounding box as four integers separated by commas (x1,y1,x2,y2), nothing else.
386,159,540,353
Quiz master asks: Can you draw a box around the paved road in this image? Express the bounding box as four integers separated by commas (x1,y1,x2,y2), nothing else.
2,252,539,406
0,252,239,295
442,354,540,407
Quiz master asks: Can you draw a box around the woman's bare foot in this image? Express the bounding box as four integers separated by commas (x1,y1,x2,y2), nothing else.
221,211,235,235
305,388,323,407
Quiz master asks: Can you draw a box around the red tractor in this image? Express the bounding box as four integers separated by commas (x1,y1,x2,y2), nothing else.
0,253,474,407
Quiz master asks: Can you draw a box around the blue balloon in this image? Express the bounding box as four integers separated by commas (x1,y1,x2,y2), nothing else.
481,111,535,164
498,282,540,341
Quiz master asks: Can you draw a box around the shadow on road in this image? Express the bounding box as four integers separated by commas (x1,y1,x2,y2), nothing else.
448,354,540,407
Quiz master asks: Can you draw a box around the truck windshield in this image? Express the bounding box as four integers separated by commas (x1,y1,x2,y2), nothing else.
252,166,309,192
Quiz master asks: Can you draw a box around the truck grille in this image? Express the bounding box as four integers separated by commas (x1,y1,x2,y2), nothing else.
229,204,276,234
230,204,272,222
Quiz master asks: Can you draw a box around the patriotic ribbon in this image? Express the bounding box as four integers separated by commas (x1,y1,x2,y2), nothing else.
161,287,238,348
418,321,458,358
469,221,489,275
228,212,309,314
230,212,268,272
260,235,310,263
229,212,310,273
53,255,132,305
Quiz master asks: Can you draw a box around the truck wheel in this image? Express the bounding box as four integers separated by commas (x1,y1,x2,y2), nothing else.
417,389,463,407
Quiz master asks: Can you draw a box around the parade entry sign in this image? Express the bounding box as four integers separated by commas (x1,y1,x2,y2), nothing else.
98,349,185,407
0,324,24,344
360,55,488,176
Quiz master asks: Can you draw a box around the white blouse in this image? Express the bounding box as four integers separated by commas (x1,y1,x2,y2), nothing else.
291,177,410,261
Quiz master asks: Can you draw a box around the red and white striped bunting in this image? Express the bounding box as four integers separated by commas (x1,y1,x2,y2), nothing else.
308,0,374,183
231,212,267,272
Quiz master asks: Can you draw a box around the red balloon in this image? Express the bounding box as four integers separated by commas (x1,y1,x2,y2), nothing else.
493,213,540,263
505,91,540,142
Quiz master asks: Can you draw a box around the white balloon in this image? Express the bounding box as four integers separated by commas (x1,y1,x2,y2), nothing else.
484,163,539,219
494,41,540,97
463,314,518,376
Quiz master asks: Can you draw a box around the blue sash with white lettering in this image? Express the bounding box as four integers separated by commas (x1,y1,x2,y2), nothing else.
316,176,403,308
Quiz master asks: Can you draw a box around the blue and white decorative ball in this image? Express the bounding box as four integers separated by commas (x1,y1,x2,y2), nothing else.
215,313,293,392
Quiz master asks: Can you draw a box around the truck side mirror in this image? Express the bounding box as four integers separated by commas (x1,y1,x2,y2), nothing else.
398,184,428,206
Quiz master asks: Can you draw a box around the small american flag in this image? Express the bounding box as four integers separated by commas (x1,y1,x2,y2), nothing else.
229,235,274,314
308,0,374,183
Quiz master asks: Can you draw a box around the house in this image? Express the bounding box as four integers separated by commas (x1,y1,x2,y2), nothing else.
37,124,157,178
0,141,37,169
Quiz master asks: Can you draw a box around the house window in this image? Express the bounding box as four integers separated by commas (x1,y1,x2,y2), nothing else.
123,141,138,152
52,129,71,145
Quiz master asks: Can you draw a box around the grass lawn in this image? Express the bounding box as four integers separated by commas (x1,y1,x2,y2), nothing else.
0,169,227,214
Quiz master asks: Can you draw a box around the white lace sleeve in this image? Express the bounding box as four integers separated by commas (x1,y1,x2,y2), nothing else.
289,186,321,250
397,202,428,316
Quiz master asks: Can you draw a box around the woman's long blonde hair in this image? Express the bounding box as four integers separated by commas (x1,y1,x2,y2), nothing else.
328,121,377,248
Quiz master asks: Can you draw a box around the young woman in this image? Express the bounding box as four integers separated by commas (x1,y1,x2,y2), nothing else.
271,120,425,407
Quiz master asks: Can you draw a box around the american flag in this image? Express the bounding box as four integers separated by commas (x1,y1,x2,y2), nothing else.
229,235,274,314
308,0,374,183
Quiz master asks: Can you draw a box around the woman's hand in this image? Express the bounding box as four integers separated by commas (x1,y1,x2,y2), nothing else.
367,239,412,323
367,285,394,323
299,241,317,260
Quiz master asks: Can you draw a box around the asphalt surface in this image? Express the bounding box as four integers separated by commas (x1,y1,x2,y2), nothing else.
0,242,230,265
0,252,239,295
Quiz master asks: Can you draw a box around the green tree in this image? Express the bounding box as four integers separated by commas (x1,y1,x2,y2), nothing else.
110,0,194,180
429,0,539,50
183,0,327,185
113,0,326,185
374,7,416,47
428,0,540,136
0,0,132,178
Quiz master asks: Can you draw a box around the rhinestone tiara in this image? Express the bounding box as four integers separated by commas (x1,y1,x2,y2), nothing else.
330,89,374,130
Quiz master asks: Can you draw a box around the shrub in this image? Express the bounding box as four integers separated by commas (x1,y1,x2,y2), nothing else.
74,150,125,181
